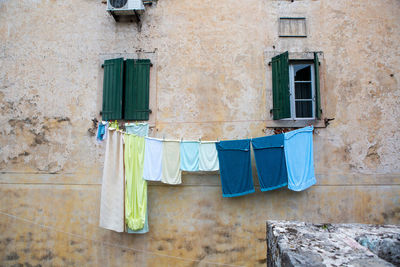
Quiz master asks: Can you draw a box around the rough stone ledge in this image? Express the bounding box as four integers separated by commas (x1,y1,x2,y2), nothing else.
266,220,400,267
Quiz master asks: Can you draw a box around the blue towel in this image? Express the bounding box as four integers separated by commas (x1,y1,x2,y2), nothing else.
252,134,288,191
216,139,254,197
284,126,316,191
180,141,200,171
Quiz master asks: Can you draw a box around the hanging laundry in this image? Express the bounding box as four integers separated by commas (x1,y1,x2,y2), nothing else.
109,120,119,130
125,123,150,234
127,208,149,234
96,121,108,142
199,141,219,171
216,139,254,197
143,138,163,181
180,141,200,172
284,126,316,191
124,134,147,231
252,134,288,191
161,141,182,184
125,122,149,137
99,129,125,232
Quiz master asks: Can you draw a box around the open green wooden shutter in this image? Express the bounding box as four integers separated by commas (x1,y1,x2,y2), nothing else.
102,58,123,120
124,59,151,121
271,52,290,119
314,52,321,119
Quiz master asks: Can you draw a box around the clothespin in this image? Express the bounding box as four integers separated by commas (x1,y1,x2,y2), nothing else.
163,135,165,141
181,137,183,142
199,137,201,142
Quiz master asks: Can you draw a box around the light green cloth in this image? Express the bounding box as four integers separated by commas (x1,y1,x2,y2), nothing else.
124,134,147,231
127,209,149,234
109,120,119,130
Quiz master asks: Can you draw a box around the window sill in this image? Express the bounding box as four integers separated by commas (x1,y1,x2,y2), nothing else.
265,119,326,128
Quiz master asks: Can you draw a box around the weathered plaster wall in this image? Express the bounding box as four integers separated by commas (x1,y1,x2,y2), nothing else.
0,0,399,266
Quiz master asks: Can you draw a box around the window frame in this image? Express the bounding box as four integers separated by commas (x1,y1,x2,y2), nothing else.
287,61,316,120
264,50,326,128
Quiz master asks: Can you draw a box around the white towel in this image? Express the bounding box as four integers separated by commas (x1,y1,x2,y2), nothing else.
199,142,219,171
99,129,125,232
161,141,182,184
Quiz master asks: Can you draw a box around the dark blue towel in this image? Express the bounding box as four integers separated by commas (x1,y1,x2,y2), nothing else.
216,139,254,197
252,134,288,191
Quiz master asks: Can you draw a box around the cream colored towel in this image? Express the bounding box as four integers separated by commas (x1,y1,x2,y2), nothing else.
99,129,125,232
161,141,182,184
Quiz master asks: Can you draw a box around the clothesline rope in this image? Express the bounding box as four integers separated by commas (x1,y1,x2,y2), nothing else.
110,127,258,143
109,127,220,143
0,210,243,267
156,119,266,124
103,121,315,144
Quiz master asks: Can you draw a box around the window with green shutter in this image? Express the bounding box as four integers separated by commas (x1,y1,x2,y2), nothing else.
102,58,151,121
271,52,291,119
124,59,151,121
271,52,322,120
102,58,124,121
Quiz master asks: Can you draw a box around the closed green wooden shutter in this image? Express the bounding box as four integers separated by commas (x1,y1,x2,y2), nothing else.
124,59,151,121
272,52,290,119
314,52,321,119
102,58,124,120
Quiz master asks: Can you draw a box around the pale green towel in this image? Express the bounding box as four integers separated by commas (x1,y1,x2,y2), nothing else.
161,141,182,184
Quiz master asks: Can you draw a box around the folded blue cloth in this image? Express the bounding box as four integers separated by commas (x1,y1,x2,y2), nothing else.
96,122,107,142
284,126,316,191
216,139,254,197
252,134,288,191
180,141,200,171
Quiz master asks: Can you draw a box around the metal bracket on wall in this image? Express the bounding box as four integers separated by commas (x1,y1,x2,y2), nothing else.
134,10,140,22
324,117,334,127
142,0,156,5
109,11,120,22
108,11,140,23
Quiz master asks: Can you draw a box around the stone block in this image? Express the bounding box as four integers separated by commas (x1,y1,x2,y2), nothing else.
267,220,400,267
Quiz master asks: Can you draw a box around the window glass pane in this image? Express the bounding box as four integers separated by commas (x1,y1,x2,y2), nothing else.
295,100,313,118
294,64,311,81
295,82,312,99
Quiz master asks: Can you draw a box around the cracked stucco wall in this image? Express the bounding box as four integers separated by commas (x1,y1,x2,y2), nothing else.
0,0,399,266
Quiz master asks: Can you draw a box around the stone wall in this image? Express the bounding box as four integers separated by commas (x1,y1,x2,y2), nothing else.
0,0,399,265
266,220,400,267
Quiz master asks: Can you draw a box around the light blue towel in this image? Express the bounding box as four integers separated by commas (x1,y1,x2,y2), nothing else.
284,126,316,191
125,123,149,137
180,141,200,171
143,138,163,181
